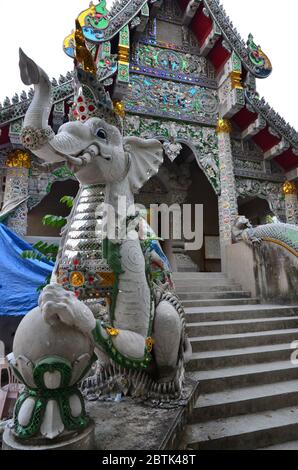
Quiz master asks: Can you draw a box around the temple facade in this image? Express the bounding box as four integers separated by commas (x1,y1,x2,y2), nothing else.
0,0,297,273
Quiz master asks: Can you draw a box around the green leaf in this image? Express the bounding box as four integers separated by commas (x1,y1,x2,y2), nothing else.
33,241,58,256
60,196,74,209
42,215,67,229
37,274,52,293
21,241,58,264
52,166,74,179
22,250,44,262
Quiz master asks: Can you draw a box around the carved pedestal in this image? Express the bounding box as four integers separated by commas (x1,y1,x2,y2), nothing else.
3,285,96,451
3,421,95,451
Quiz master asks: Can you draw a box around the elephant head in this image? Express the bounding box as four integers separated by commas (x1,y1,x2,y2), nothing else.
19,49,163,190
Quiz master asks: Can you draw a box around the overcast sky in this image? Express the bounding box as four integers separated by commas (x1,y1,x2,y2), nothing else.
0,0,297,129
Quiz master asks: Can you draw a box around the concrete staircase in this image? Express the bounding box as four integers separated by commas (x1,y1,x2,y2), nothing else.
173,272,298,450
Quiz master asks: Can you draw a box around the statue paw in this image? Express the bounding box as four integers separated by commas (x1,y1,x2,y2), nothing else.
39,284,96,337
251,237,262,245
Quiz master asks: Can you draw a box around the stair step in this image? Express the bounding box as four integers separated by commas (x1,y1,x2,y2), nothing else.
179,291,252,301
176,284,243,294
192,380,298,423
174,280,239,289
187,343,294,371
186,316,298,336
185,305,298,323
180,273,298,450
260,440,298,450
188,360,298,393
186,406,298,450
182,298,259,308
173,272,226,279
190,328,298,352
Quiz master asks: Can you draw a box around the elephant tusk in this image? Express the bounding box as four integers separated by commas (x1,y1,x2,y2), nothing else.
64,154,84,167
80,144,99,165
88,144,100,156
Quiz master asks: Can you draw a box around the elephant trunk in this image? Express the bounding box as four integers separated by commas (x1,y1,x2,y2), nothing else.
19,49,65,163
20,48,52,129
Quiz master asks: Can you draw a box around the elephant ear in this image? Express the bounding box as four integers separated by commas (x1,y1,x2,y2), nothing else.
123,137,164,193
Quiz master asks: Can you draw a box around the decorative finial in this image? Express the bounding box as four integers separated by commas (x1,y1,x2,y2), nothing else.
216,119,232,134
75,20,97,76
6,150,31,169
283,181,297,195
113,100,125,118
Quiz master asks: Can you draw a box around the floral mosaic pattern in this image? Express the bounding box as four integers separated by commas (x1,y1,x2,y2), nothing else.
3,168,29,236
236,177,286,221
284,194,298,225
125,75,219,125
124,115,220,193
156,0,183,24
131,44,216,86
217,131,238,242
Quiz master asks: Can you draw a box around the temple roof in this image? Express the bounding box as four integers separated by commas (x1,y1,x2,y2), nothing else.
180,0,272,79
97,0,148,41
64,0,273,78
178,0,297,173
0,0,297,175
94,0,272,79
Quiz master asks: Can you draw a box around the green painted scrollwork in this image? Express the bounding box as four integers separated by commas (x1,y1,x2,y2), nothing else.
33,357,72,389
14,387,90,439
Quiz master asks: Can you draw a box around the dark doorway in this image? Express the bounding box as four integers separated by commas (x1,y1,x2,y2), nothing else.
238,197,274,226
27,179,79,237
186,160,220,272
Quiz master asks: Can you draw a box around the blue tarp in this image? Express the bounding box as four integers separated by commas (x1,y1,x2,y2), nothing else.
0,224,54,317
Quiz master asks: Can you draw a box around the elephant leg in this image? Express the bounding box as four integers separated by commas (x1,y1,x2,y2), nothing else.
111,330,146,359
153,300,182,382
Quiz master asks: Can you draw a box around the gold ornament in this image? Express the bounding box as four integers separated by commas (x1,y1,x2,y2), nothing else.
216,119,232,134
230,71,243,90
98,272,115,287
106,327,120,337
113,100,126,118
282,181,297,195
75,19,96,75
118,45,129,63
70,271,85,287
145,337,155,353
6,150,31,169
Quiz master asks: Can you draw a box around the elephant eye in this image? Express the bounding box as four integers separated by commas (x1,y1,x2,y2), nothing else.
96,128,107,140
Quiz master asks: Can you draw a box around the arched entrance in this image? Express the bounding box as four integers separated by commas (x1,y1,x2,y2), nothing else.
238,196,274,226
27,179,79,237
136,143,220,272
185,160,220,272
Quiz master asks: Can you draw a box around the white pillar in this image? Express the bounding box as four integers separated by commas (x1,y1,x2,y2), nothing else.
283,181,298,225
4,150,30,236
216,119,238,269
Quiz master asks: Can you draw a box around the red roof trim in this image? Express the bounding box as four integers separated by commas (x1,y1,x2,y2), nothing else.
0,126,9,145
207,39,231,73
232,108,258,131
253,127,281,153
275,149,298,171
191,3,213,48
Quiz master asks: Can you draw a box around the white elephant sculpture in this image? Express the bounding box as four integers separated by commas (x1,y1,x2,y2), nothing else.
16,50,191,405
